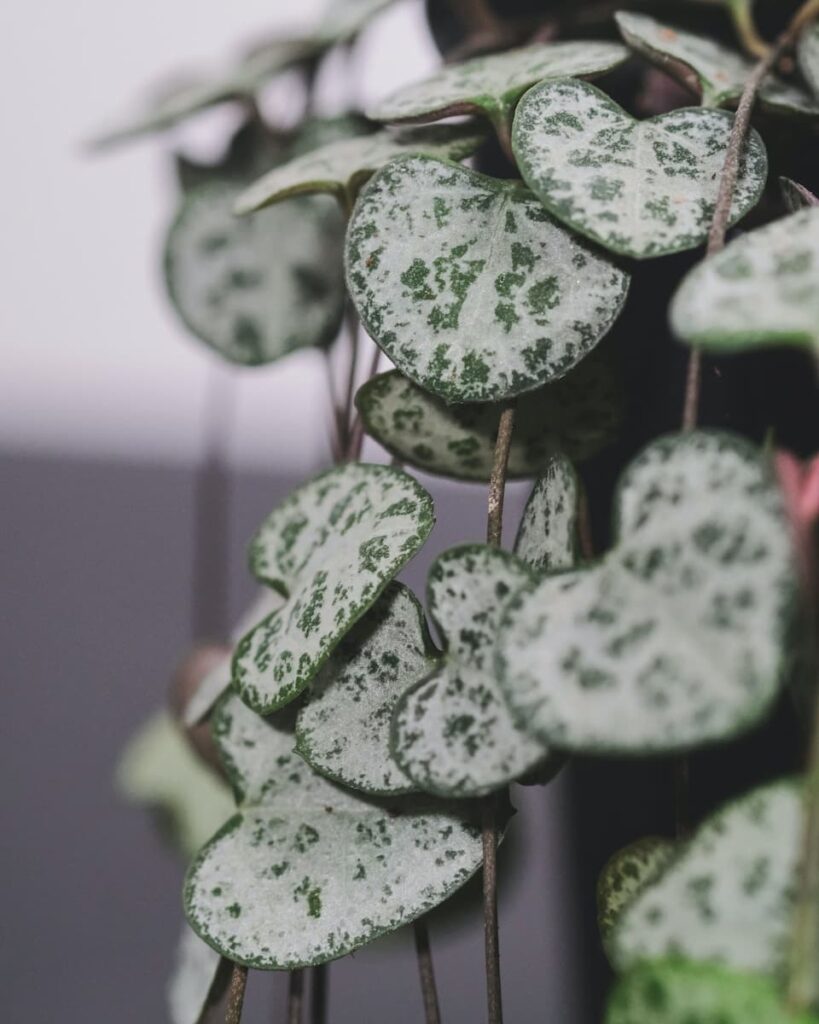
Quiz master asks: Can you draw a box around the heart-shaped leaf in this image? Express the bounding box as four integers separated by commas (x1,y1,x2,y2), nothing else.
164,182,346,365
117,713,235,858
798,21,819,101
611,779,802,976
367,41,628,142
597,837,676,953
184,691,486,968
235,124,486,214
346,154,630,403
671,207,819,356
168,925,227,1024
355,348,621,481
497,432,795,755
512,78,768,260
514,456,580,573
606,960,818,1024
391,545,557,797
295,583,438,795
233,463,434,714
780,177,819,213
615,11,819,115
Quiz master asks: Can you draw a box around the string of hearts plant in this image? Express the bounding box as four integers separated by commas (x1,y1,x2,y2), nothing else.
99,0,819,1021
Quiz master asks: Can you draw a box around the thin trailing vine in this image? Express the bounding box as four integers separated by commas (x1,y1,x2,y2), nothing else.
413,919,442,1024
288,968,305,1024
225,963,248,1024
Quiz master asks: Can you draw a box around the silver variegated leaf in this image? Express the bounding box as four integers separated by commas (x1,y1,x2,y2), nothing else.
798,21,819,101
615,11,819,115
612,779,803,977
512,78,768,260
116,713,235,858
367,41,628,139
355,349,621,480
295,583,439,795
391,546,555,797
233,463,434,714
184,691,486,968
606,960,817,1024
671,207,819,355
346,154,630,403
167,925,225,1024
164,183,346,365
597,837,676,953
514,456,580,573
235,124,486,214
497,432,795,754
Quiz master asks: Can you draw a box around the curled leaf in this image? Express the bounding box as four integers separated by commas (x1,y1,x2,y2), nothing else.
514,456,580,573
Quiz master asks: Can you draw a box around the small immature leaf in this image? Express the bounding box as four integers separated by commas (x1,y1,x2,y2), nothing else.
346,154,630,403
184,691,486,968
167,925,226,1024
514,456,580,573
117,713,235,858
780,177,819,213
235,124,486,214
612,779,802,976
798,21,819,101
391,546,555,797
367,41,628,135
233,463,434,714
597,837,676,950
512,78,768,260
615,12,819,115
497,432,795,755
165,182,345,365
671,208,819,355
355,350,621,480
606,960,819,1024
295,583,439,795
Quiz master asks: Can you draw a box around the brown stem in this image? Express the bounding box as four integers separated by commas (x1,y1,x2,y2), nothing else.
681,1,818,430
345,342,382,461
487,406,516,548
481,795,503,1024
414,918,442,1024
288,969,305,1024
341,304,361,449
310,965,328,1024
225,963,248,1024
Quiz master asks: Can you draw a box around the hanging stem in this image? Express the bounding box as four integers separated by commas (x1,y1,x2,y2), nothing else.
225,963,248,1024
340,303,361,449
729,0,770,58
310,965,328,1024
288,968,305,1024
487,406,516,547
414,919,442,1024
345,342,382,461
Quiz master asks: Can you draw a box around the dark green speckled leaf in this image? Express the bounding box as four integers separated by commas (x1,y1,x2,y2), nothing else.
184,690,486,968
606,960,819,1024
513,78,768,260
391,545,557,797
497,432,795,754
615,11,819,115
165,183,346,365
671,207,819,356
295,583,439,795
346,154,630,403
612,779,804,977
233,463,434,714
355,349,621,481
597,837,675,956
514,456,580,573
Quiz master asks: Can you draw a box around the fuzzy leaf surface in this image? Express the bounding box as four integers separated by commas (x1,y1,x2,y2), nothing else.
514,456,580,573
497,432,795,754
671,207,819,355
295,583,439,795
346,154,630,403
184,692,485,968
513,78,767,260
355,350,620,480
233,463,434,713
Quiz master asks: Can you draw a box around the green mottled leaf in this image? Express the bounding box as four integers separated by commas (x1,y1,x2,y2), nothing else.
615,11,819,115
391,545,556,797
780,177,819,213
497,432,795,755
512,78,767,260
612,779,803,976
168,925,226,1024
597,837,676,953
514,456,580,573
671,207,819,355
233,463,434,714
295,583,438,795
117,713,235,858
367,41,628,140
355,349,621,480
184,691,486,968
235,124,486,214
346,154,630,403
606,960,819,1024
798,21,819,101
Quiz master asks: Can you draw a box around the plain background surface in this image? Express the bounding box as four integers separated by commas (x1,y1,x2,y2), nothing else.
1,2,586,1019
